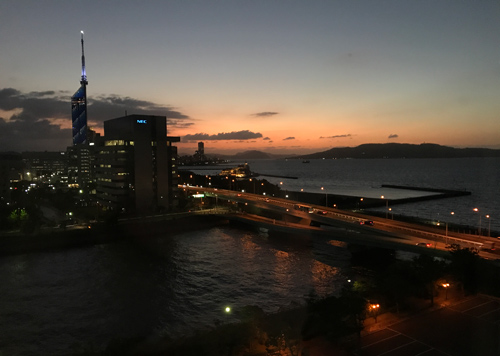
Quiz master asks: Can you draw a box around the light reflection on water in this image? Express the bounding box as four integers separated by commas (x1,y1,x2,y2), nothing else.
0,225,351,355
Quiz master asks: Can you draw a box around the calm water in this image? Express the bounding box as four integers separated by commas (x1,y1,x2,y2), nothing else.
190,157,500,233
0,226,350,355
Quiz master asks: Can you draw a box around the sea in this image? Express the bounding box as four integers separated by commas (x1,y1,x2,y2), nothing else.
1,157,499,355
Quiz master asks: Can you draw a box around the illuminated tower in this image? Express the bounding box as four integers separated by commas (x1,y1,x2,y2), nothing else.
71,31,88,145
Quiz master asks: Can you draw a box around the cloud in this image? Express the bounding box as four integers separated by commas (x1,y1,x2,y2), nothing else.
183,130,263,142
263,137,271,140
319,134,352,139
251,112,279,117
388,134,399,139
283,137,295,141
90,94,190,125
0,87,192,152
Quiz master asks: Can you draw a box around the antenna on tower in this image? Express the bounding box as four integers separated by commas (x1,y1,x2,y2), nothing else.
80,31,88,84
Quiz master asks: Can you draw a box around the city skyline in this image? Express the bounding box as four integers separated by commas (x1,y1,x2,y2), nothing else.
1,0,499,154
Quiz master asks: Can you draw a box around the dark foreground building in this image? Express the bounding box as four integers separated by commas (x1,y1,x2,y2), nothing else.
95,115,180,214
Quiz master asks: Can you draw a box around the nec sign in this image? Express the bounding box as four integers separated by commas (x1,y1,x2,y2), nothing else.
136,119,147,124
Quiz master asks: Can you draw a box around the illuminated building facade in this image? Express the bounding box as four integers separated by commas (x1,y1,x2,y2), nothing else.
95,115,180,214
22,151,67,183
68,32,95,192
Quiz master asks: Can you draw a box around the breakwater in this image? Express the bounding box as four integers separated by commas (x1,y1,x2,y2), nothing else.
278,185,471,209
381,184,471,197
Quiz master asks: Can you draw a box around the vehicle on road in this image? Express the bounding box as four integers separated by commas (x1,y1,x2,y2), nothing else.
294,204,314,213
416,242,432,247
359,220,374,226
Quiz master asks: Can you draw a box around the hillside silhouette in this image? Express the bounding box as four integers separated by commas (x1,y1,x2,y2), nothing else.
295,143,500,159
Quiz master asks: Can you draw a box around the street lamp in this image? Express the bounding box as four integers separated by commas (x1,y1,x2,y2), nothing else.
249,178,255,194
321,187,327,207
381,195,388,218
473,208,481,235
486,215,491,237
445,211,455,239
280,181,288,199
369,303,380,322
442,283,450,300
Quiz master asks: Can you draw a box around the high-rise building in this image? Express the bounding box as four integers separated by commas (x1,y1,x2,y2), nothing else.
69,32,94,192
194,141,206,162
71,31,89,146
95,115,180,214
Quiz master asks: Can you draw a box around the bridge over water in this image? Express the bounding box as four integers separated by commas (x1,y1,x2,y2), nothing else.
183,186,499,260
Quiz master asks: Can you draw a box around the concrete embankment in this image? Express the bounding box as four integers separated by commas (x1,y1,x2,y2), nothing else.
0,214,228,256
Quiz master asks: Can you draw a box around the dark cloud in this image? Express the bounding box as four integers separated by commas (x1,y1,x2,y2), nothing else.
283,137,295,141
388,134,399,139
0,115,71,153
319,134,352,139
263,137,271,140
252,112,279,117
183,130,263,142
90,94,190,125
0,87,192,152
0,88,68,120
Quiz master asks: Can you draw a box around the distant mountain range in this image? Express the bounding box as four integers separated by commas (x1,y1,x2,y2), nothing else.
209,144,500,160
296,143,500,159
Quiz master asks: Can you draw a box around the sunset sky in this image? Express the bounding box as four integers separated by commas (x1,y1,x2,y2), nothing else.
1,1,499,155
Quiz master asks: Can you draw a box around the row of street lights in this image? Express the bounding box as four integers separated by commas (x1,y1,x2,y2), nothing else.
473,208,492,237
209,178,494,236
433,209,492,237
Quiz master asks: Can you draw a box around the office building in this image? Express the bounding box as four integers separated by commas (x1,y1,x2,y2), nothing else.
95,115,180,214
22,151,67,183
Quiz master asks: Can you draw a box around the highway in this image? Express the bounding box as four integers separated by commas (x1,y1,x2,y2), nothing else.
183,185,500,260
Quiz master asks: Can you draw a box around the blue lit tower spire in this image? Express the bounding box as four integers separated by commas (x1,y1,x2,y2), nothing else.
80,31,88,84
71,31,89,145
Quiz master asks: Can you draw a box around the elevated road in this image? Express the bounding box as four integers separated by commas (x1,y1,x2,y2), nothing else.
183,186,500,260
